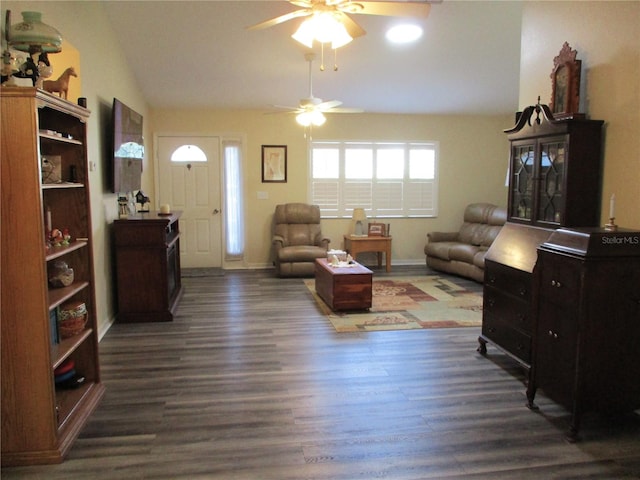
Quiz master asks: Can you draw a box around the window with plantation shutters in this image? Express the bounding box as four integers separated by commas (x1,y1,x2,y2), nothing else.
309,141,438,218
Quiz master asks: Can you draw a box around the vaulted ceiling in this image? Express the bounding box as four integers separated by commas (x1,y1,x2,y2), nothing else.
102,1,523,115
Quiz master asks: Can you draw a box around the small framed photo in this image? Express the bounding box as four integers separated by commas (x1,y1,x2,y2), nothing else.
262,145,287,183
368,222,386,236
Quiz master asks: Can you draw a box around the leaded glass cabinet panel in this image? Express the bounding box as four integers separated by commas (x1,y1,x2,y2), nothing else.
505,104,603,228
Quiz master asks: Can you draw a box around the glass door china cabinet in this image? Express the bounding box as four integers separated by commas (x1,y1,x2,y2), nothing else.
506,103,603,228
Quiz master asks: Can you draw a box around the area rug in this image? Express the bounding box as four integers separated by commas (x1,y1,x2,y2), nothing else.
304,276,483,332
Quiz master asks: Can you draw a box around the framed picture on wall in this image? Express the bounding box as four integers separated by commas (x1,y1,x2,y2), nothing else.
262,145,287,183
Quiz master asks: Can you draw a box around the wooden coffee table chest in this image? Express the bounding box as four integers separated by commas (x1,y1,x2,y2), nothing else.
314,258,373,311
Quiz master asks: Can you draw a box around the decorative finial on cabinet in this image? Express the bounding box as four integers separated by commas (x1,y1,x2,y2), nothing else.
534,96,543,124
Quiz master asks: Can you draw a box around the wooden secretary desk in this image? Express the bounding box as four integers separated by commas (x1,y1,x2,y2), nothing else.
479,103,604,371
113,211,184,322
478,104,640,440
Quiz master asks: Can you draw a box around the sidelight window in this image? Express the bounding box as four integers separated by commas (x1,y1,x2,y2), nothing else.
223,140,245,259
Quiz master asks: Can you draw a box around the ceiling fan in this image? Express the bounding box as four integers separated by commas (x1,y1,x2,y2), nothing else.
247,1,432,45
270,52,363,127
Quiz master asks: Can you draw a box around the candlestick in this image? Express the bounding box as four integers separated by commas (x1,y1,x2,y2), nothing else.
609,193,615,219
604,218,618,231
46,206,52,232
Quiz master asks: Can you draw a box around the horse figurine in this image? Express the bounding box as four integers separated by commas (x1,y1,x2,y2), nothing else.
43,67,77,99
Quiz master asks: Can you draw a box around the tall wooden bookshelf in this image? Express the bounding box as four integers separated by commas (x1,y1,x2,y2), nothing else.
1,87,104,466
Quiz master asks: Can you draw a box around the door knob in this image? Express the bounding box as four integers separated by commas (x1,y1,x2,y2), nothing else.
213,209,220,215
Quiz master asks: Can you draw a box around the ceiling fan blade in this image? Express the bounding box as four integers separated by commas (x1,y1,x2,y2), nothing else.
246,9,311,31
265,112,302,116
265,111,303,116
317,100,343,111
267,105,304,114
353,1,431,17
326,107,364,113
338,12,367,38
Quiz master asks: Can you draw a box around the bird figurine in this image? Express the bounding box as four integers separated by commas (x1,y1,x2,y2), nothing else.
135,190,150,213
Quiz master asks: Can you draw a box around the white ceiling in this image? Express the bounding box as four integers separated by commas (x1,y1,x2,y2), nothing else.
102,0,523,115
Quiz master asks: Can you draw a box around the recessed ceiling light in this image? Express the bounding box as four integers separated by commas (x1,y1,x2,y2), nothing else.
386,24,423,44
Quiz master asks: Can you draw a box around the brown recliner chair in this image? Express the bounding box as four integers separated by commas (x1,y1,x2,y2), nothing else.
272,203,330,277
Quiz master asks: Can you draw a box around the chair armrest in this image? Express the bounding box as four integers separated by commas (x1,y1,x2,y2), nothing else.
319,237,330,250
272,235,285,249
427,231,459,243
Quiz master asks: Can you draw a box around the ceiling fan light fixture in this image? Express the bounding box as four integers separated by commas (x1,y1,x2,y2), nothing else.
291,18,315,48
296,111,312,126
292,12,352,49
310,110,326,126
296,110,326,127
329,23,353,49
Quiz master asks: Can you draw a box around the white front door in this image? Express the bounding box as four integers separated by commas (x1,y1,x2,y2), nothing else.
157,135,222,268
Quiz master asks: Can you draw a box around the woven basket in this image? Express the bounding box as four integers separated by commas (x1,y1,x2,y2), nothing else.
58,301,87,339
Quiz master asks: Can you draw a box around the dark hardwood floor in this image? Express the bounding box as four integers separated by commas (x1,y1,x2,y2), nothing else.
3,266,640,479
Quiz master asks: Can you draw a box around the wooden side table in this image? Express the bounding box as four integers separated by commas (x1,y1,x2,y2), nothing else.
343,235,392,272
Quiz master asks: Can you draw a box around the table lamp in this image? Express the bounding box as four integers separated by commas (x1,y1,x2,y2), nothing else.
4,11,62,87
351,208,367,236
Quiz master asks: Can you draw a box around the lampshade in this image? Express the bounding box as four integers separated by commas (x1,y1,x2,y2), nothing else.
292,12,353,49
352,208,367,222
8,11,62,53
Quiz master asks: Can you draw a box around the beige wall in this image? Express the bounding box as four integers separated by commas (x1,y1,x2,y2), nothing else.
519,1,640,229
150,109,511,269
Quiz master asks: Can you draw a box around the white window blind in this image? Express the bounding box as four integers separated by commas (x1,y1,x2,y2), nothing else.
310,141,438,217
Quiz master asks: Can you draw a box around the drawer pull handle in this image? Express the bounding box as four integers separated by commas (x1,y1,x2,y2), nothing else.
548,330,558,339
551,280,562,288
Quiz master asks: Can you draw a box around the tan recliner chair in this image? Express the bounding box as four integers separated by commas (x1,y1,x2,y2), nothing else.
272,203,330,277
